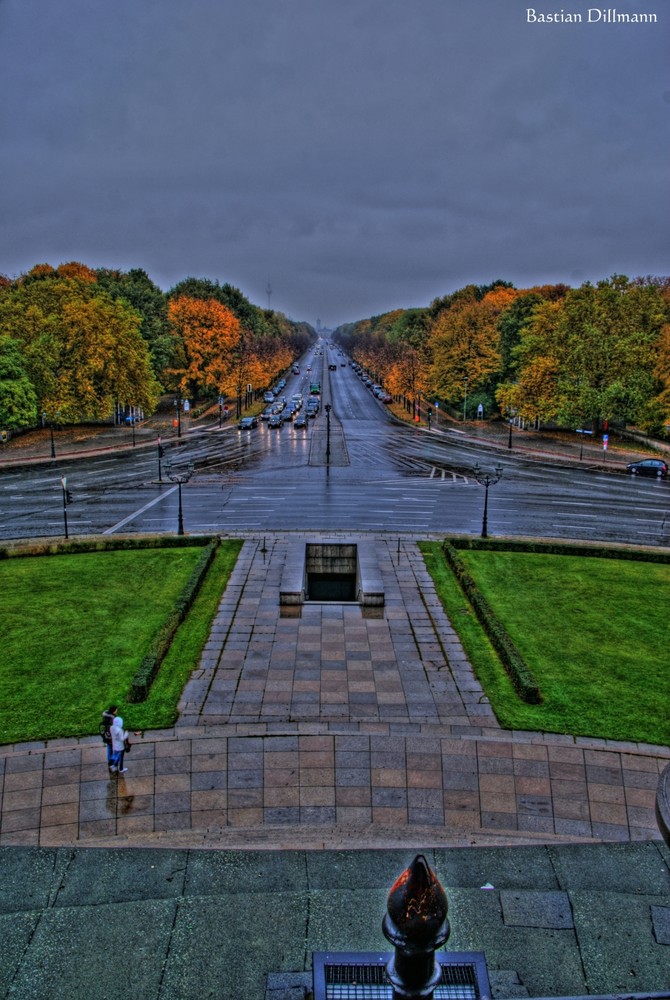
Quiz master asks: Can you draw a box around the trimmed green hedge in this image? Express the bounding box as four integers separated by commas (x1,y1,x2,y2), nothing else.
448,535,670,564
441,540,543,704
128,538,220,702
0,534,216,560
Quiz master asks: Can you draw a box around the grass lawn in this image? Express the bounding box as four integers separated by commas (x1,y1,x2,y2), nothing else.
0,541,242,745
420,542,669,746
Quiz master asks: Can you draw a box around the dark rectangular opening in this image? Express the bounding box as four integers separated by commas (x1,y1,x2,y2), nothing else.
307,572,357,602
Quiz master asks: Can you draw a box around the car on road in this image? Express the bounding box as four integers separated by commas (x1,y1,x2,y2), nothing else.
268,413,284,428
328,363,337,370
261,406,275,420
626,458,669,478
238,416,258,430
294,413,308,428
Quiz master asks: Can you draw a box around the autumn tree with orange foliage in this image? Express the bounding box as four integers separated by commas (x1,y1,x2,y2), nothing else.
0,267,160,421
167,296,242,397
429,286,520,411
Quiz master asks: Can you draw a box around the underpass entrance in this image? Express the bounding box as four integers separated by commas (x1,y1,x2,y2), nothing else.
306,543,357,602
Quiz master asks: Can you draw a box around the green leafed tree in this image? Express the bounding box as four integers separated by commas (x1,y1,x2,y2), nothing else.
0,338,38,430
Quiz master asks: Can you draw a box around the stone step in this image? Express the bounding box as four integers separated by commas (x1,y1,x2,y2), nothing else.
77,821,599,852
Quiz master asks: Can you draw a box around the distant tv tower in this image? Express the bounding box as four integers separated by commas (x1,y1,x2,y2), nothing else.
266,278,272,310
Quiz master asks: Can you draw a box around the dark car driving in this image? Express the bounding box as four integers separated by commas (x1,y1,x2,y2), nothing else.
238,416,258,430
626,459,669,478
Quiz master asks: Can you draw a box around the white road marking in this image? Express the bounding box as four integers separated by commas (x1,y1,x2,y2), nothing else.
103,487,178,534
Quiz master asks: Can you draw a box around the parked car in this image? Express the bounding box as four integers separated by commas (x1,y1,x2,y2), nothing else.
268,413,284,428
626,459,669,478
238,416,258,430
263,392,275,403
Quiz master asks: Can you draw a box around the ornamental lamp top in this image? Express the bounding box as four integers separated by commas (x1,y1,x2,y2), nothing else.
386,854,448,943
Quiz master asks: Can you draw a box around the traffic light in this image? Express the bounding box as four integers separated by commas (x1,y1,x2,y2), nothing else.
158,444,165,457
65,490,73,504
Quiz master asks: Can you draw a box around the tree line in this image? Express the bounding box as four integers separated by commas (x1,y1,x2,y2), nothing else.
333,275,670,434
0,262,315,431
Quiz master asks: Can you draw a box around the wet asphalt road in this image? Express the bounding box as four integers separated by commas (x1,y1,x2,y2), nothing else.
0,348,668,546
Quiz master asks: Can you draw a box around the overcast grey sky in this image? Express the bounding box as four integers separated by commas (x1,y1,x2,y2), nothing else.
0,0,667,327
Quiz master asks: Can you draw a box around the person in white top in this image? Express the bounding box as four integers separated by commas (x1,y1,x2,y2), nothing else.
110,716,129,775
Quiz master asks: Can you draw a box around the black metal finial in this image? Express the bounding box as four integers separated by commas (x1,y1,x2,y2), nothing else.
382,854,450,999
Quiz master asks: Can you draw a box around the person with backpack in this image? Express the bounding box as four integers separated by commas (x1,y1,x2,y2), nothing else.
109,715,129,775
100,705,118,770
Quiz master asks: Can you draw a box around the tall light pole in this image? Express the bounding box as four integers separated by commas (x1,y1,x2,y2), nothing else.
473,463,503,539
463,377,468,422
165,461,195,535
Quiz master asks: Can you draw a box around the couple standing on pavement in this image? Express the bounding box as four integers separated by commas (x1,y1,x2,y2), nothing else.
101,705,130,774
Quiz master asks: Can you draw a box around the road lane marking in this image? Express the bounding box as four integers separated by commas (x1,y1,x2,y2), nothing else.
103,487,177,534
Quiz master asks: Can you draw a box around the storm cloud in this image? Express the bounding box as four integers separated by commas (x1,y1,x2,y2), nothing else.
0,0,667,326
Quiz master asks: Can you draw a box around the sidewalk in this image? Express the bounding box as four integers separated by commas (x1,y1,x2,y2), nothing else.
0,412,660,472
1,534,667,850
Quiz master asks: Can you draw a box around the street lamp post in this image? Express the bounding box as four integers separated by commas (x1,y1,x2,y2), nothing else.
174,395,182,438
43,410,59,458
473,462,503,539
508,419,513,450
165,461,195,536
157,436,164,482
463,377,468,422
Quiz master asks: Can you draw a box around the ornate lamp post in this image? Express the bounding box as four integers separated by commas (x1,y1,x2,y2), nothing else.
473,463,503,539
165,460,195,535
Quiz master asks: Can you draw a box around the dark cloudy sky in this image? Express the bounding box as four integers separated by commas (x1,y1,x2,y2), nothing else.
0,0,667,327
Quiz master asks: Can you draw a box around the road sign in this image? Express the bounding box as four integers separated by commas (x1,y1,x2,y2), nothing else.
603,434,608,450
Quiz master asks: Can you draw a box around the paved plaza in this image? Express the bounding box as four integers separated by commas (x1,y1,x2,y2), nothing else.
0,533,667,849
